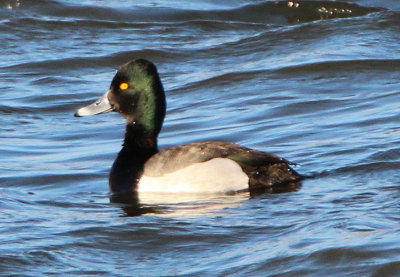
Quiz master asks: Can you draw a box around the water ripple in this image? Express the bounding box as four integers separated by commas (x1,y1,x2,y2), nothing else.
1,0,400,276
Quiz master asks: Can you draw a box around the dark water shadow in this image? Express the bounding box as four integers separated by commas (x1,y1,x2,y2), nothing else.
109,192,162,217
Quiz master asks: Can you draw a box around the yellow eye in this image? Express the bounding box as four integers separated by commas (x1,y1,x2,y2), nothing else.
119,82,129,90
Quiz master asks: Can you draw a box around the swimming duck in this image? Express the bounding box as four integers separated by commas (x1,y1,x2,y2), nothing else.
75,59,301,195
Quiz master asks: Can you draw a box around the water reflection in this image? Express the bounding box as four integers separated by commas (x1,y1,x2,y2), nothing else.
110,181,301,217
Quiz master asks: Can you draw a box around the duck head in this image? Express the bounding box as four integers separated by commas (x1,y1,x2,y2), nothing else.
75,59,166,137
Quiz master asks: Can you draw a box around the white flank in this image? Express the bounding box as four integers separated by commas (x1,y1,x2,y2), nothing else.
137,158,249,194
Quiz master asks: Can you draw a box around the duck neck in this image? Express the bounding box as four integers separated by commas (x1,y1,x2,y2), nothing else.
109,123,158,194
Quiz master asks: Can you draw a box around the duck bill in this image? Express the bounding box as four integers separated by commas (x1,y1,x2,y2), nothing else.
75,90,113,117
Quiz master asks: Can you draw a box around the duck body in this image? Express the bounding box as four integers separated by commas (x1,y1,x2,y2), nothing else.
75,59,301,196
113,139,300,194
141,141,299,193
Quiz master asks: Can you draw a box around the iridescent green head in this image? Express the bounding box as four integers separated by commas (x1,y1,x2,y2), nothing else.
76,59,166,136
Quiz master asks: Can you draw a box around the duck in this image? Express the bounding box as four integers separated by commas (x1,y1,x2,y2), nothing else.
75,59,302,196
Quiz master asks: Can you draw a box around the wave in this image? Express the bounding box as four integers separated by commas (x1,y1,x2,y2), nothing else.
5,0,385,24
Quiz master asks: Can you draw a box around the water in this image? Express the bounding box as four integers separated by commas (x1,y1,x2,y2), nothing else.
0,0,399,275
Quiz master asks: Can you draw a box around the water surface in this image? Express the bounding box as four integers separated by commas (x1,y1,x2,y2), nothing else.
1,0,400,275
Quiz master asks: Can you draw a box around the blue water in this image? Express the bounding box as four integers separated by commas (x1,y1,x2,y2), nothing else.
1,0,400,275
